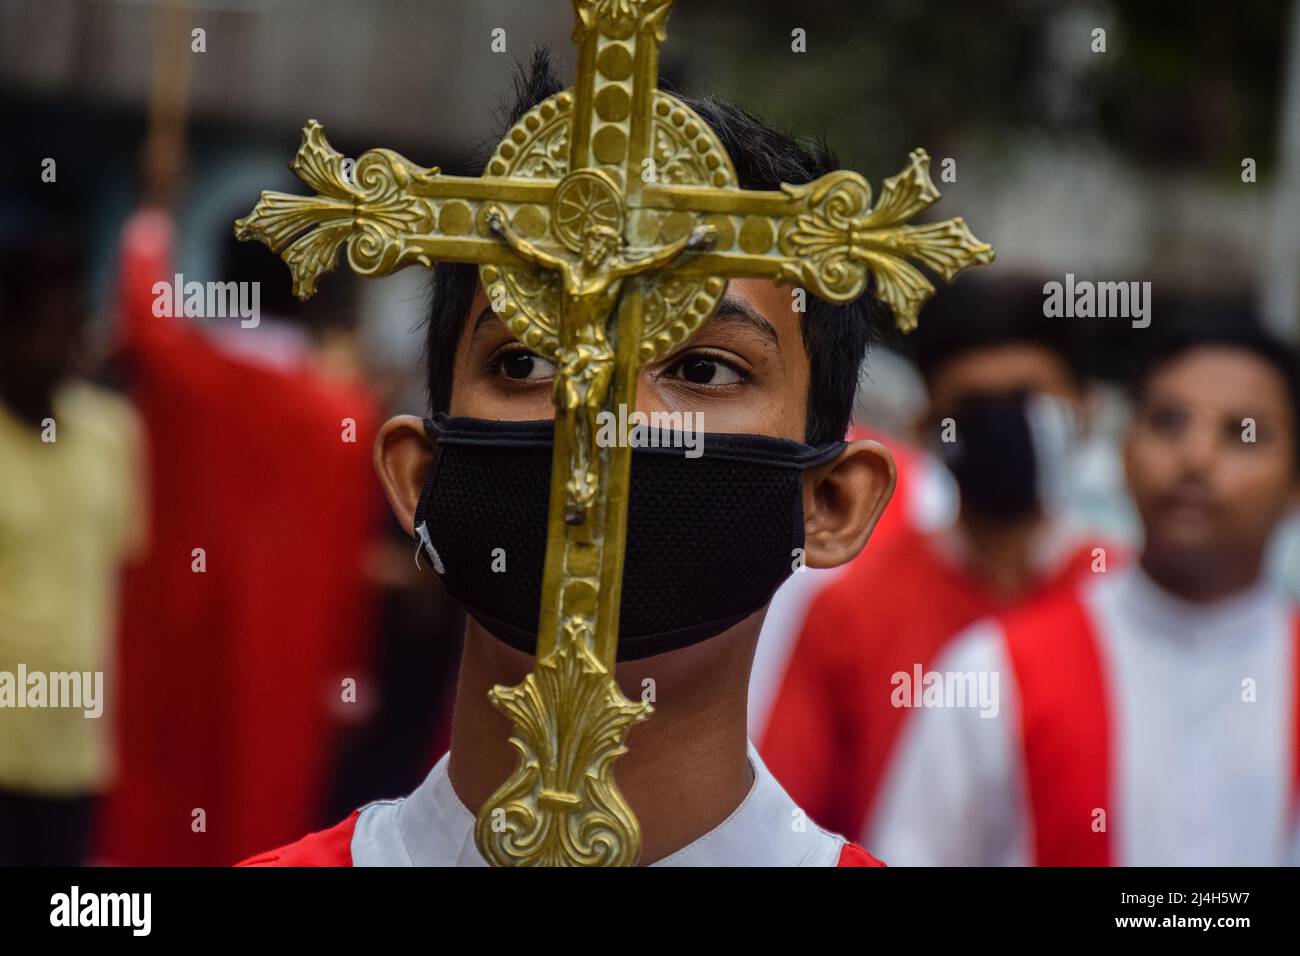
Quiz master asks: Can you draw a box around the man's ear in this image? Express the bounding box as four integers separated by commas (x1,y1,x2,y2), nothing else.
374,414,433,536
802,439,897,569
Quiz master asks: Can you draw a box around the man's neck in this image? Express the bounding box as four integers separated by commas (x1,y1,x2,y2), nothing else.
1139,548,1266,605
446,620,757,864
951,506,1050,598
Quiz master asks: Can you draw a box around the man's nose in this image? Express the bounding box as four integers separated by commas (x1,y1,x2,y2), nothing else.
1176,418,1219,474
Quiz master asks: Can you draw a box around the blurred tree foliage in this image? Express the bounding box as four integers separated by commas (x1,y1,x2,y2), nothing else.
663,0,1288,177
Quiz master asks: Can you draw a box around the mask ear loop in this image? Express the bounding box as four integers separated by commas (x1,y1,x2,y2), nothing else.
413,522,444,573
412,418,445,574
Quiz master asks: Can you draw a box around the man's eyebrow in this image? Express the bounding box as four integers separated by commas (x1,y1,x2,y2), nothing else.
470,305,504,341
469,294,780,348
704,294,781,347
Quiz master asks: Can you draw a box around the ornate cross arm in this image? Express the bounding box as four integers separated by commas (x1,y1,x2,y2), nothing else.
640,149,994,332
234,120,559,299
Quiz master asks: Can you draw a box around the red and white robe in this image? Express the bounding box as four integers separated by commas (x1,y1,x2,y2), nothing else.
870,566,1300,865
240,743,883,867
756,520,1106,843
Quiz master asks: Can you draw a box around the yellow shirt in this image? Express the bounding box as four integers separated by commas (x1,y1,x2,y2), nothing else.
0,381,145,795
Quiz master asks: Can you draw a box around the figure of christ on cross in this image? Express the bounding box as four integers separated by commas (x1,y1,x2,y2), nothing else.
485,204,716,524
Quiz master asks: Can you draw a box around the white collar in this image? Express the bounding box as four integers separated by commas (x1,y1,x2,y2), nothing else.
350,741,846,867
1096,563,1283,648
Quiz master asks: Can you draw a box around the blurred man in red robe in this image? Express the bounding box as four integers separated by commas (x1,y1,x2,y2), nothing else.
100,197,384,865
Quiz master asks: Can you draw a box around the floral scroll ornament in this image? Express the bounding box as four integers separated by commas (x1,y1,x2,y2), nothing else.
777,149,995,332
475,615,652,867
234,121,438,299
573,0,674,40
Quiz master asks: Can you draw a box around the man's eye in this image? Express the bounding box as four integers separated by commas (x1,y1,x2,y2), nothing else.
1227,417,1270,446
498,349,556,381
668,355,744,386
1145,405,1186,436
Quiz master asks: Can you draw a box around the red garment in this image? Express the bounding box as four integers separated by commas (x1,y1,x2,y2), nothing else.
237,812,885,867
759,523,1110,841
100,210,384,865
239,811,362,867
1002,590,1113,866
1002,591,1300,866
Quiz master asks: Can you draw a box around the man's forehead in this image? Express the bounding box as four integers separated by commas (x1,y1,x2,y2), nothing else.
931,343,1074,396
466,281,792,351
1146,346,1292,412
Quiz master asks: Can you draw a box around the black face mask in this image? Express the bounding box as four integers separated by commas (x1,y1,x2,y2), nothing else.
413,414,844,661
930,391,1075,521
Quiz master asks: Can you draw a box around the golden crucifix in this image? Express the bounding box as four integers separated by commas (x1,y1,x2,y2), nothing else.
234,0,994,867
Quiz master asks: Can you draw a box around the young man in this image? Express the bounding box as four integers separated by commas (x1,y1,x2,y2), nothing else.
241,53,896,867
872,316,1300,865
760,279,1111,841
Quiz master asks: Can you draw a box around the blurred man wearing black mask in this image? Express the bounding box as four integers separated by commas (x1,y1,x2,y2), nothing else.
762,277,1116,843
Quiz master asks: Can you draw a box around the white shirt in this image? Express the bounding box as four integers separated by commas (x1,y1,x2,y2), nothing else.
870,565,1300,866
350,741,851,866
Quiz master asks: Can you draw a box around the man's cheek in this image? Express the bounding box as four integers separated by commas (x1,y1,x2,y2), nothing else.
1129,443,1169,499
1239,464,1297,524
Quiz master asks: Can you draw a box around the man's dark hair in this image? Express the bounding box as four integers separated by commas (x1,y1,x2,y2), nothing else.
424,48,884,446
904,274,1082,386
1129,308,1300,463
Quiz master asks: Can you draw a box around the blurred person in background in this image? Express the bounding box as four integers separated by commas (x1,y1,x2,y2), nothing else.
760,277,1115,841
99,135,386,865
874,314,1300,865
0,234,146,865
748,347,953,742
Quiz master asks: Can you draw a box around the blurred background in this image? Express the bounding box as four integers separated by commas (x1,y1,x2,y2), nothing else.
0,0,1297,865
